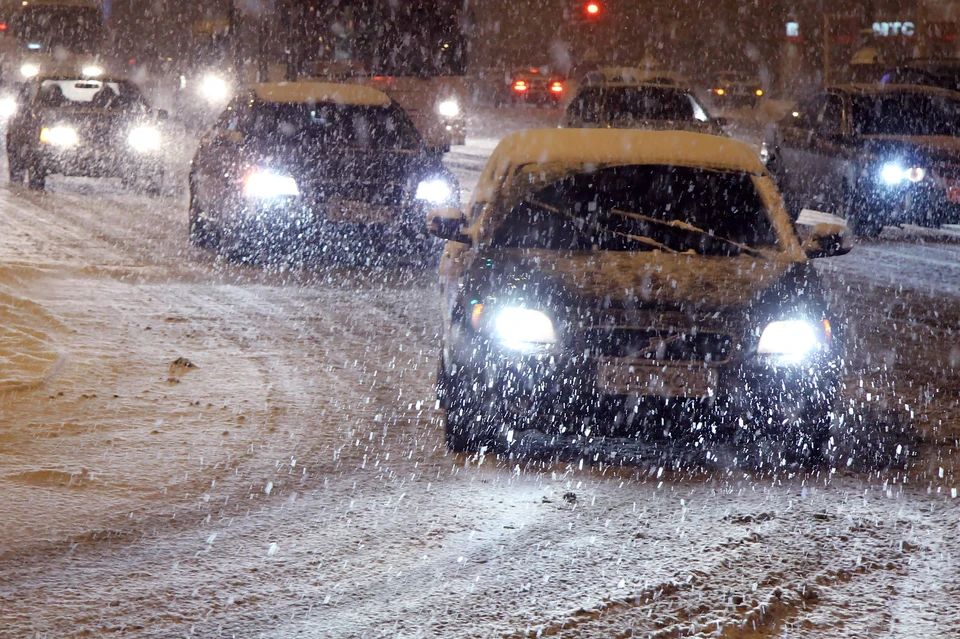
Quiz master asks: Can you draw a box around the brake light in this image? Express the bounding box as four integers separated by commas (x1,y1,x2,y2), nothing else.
0,23,7,31
550,81,563,93
513,80,528,92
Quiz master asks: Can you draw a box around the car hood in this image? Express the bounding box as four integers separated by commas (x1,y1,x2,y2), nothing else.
258,144,439,186
862,135,960,164
466,249,823,333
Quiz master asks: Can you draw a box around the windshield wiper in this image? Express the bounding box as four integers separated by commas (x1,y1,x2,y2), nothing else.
524,198,678,253
609,208,766,258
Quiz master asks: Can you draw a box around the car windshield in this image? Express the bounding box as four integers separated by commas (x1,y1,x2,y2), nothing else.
569,86,705,123
852,92,960,136
491,164,778,255
244,102,422,150
35,79,149,111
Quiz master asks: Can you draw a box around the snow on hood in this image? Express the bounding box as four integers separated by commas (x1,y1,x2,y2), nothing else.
483,129,766,181
482,248,796,311
252,82,391,107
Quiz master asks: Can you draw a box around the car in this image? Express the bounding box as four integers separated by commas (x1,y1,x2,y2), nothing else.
561,82,723,134
502,67,566,106
710,71,764,108
766,83,960,236
6,75,167,193
428,129,851,462
188,81,459,259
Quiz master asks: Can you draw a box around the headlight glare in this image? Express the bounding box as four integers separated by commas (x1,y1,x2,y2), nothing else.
243,170,300,199
82,65,103,77
200,75,230,103
757,319,828,361
437,99,459,117
20,63,39,78
127,126,161,152
493,308,556,352
416,178,454,204
0,97,17,118
39,126,78,147
881,163,926,184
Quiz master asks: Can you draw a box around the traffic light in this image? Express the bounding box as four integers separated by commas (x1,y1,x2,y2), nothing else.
585,2,600,17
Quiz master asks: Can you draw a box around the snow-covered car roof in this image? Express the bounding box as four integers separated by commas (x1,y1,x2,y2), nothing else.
251,82,392,107
484,129,765,176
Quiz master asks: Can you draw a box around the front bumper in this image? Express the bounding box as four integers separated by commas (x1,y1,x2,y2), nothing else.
36,145,163,178
445,327,840,437
860,179,960,227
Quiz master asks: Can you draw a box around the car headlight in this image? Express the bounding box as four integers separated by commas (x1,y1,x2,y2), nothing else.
757,319,831,361
82,65,103,77
480,306,557,353
0,97,17,119
127,126,161,152
200,75,230,103
243,170,300,199
416,178,454,204
437,99,460,118
20,63,39,78
39,126,78,147
880,163,926,185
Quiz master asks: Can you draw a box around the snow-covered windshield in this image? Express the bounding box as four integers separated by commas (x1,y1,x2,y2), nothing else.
852,92,960,136
241,102,422,150
492,164,778,254
14,6,103,54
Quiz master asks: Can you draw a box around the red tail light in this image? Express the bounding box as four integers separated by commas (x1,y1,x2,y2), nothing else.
0,23,7,31
550,81,563,93
513,80,528,92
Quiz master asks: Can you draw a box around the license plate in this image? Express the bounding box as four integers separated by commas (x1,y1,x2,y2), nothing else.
326,199,394,224
597,359,717,398
947,186,960,204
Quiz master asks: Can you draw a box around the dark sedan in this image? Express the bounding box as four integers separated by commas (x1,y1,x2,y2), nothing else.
6,76,166,193
562,83,722,134
188,82,459,259
429,129,851,463
767,84,960,236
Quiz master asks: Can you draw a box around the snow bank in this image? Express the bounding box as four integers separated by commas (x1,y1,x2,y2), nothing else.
0,268,64,392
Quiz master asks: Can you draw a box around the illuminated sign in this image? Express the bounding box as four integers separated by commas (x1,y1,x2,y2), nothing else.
873,21,915,37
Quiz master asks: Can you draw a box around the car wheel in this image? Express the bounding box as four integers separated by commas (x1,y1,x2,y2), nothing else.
188,186,217,249
844,185,883,238
26,164,46,191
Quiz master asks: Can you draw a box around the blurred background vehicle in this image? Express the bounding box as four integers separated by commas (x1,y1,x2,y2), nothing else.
710,70,764,108
766,84,960,236
188,82,458,260
499,66,566,106
6,74,167,193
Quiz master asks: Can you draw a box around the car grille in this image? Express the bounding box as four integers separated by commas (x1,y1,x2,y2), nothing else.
581,327,734,364
304,182,407,207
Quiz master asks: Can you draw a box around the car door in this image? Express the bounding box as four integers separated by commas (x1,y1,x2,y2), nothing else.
775,93,826,204
6,82,39,164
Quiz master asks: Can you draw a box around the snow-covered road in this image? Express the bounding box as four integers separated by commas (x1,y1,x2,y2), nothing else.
2,112,960,637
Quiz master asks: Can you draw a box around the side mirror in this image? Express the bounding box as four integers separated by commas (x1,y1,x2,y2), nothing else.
156,109,169,121
426,206,471,243
803,222,852,258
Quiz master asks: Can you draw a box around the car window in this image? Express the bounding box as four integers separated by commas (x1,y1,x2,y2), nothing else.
790,94,826,130
567,87,604,122
601,86,696,121
491,164,779,254
244,102,422,150
34,79,145,110
818,94,843,135
851,92,960,136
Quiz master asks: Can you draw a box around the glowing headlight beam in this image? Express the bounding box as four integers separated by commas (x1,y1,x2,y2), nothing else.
200,75,230,103
437,99,459,118
127,126,161,152
20,63,39,78
881,163,926,185
757,319,827,360
82,65,103,77
39,126,78,147
416,178,454,204
243,170,300,199
0,97,17,118
493,308,556,352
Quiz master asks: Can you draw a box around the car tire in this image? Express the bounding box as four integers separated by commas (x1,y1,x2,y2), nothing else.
26,165,46,191
438,359,494,453
188,186,217,249
844,185,883,238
